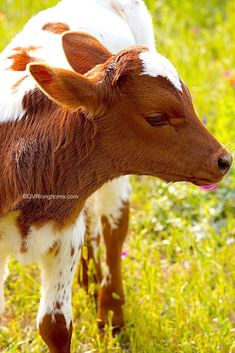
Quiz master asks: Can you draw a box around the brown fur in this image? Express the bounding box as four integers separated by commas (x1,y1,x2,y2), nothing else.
98,201,129,329
62,31,112,74
39,313,72,353
78,215,103,294
78,201,129,329
78,242,103,293
42,22,70,34
9,47,39,71
12,75,27,90
0,88,102,232
70,246,75,257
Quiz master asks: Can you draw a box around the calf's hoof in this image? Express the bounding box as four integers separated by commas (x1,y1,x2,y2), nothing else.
98,321,122,337
97,285,125,334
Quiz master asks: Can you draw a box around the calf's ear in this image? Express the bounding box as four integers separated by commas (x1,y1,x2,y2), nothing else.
62,31,112,74
28,63,101,111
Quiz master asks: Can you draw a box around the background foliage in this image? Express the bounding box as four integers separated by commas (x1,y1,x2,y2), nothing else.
0,0,235,352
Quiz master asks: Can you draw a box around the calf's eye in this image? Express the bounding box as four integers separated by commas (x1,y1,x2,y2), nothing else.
145,114,167,127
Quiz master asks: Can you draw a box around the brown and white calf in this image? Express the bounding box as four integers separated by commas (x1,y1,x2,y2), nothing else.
0,0,232,352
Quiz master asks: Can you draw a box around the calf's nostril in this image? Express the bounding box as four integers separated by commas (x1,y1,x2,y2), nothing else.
218,153,233,174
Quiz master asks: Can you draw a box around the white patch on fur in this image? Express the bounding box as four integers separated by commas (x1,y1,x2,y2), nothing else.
86,176,130,233
110,0,155,51
0,0,156,122
0,71,35,122
139,50,182,91
101,263,112,287
0,31,71,122
37,213,85,330
85,176,130,263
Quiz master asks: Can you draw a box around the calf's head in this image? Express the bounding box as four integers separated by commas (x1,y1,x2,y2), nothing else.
29,32,232,186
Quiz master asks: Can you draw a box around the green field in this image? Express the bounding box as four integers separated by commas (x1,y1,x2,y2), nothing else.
0,0,235,352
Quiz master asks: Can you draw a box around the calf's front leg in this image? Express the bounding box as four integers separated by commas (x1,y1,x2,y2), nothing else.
37,218,84,353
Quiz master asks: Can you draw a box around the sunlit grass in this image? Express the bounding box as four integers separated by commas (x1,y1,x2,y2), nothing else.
0,0,235,352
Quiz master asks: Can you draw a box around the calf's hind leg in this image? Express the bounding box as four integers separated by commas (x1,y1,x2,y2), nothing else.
97,199,129,330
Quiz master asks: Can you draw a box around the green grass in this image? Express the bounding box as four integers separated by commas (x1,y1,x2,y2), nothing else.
0,0,235,352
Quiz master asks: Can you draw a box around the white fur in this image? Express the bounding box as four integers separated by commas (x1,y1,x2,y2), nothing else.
139,50,182,91
110,0,155,51
86,176,130,233
0,71,34,121
0,0,155,122
85,176,130,265
0,31,71,122
37,214,85,329
101,263,112,287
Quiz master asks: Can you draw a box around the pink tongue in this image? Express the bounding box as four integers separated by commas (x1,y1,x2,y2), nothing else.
199,184,217,191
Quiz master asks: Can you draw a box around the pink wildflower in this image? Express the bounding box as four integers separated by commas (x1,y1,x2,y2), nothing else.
121,251,129,259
